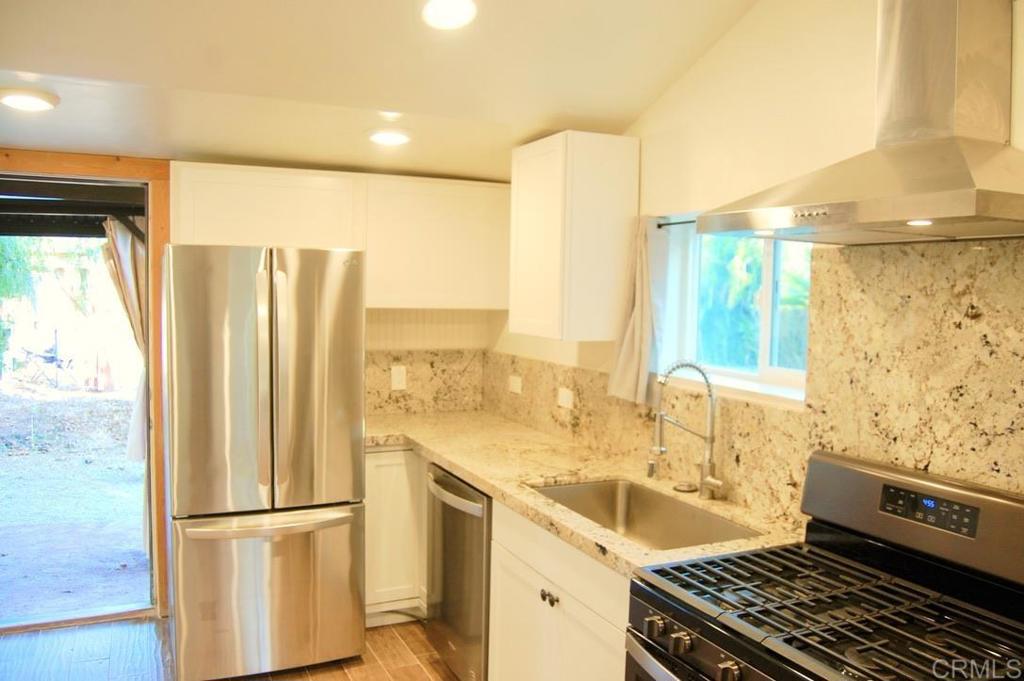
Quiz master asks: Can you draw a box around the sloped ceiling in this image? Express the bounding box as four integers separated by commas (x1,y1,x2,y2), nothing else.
0,0,756,180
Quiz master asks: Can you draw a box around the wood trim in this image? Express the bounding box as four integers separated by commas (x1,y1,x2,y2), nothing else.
0,148,168,181
146,178,170,618
0,606,154,636
0,148,171,618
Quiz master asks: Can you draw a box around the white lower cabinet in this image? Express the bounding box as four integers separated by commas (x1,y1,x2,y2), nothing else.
365,447,426,625
488,543,560,681
488,503,628,681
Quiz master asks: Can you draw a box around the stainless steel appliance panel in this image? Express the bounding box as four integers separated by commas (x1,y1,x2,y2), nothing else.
425,465,490,681
171,505,365,681
164,245,272,517
272,248,364,508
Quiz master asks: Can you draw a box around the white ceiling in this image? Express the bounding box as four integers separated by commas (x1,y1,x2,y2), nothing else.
0,0,756,180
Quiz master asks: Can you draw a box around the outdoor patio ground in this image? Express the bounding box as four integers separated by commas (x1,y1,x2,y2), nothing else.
0,382,149,626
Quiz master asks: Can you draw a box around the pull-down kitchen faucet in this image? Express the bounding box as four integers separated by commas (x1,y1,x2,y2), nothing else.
649,361,724,500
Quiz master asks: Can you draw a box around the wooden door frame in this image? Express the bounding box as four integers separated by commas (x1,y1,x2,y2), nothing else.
0,148,171,617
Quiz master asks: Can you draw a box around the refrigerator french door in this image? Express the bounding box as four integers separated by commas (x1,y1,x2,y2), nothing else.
163,245,365,681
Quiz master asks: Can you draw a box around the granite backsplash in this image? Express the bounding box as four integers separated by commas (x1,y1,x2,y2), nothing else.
366,349,484,415
481,240,1024,527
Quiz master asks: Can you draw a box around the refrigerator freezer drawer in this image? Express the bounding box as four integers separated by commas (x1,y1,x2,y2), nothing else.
171,505,365,681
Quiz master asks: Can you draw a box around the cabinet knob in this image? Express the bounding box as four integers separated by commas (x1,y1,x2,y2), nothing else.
716,660,742,681
547,592,559,607
669,630,694,655
642,615,666,639
540,589,549,602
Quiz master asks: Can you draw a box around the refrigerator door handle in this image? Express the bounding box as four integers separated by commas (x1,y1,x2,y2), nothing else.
427,473,484,517
256,250,272,494
273,267,290,486
183,508,356,540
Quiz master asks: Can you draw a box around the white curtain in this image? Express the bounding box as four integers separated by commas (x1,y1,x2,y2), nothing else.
607,217,656,404
102,216,148,463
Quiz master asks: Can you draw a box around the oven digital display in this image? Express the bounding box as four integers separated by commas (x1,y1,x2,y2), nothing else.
879,484,979,538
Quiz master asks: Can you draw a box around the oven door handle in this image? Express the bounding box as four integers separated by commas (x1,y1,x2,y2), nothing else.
626,631,682,681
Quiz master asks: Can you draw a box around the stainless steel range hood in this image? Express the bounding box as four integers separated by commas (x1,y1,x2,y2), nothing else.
697,0,1024,245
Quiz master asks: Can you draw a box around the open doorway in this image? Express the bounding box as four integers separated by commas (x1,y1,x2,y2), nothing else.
0,177,151,628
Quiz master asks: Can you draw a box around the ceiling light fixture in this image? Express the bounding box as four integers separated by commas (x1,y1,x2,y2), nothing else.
906,219,933,227
370,129,411,146
0,87,60,112
422,0,477,30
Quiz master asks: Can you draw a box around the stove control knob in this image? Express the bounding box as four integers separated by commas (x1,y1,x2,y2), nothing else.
668,630,694,655
716,660,742,681
642,615,666,639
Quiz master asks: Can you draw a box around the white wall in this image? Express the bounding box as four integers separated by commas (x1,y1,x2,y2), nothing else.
627,0,877,216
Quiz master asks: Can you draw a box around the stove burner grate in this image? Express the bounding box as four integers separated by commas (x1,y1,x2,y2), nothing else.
641,544,1024,681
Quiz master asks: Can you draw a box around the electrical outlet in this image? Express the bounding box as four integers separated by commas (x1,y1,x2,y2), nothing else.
508,374,523,394
557,386,574,409
391,365,407,391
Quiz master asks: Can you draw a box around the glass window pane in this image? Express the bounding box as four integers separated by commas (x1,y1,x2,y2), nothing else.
695,235,763,372
770,241,812,370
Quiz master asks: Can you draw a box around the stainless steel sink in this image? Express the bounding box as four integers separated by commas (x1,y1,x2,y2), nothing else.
536,479,759,550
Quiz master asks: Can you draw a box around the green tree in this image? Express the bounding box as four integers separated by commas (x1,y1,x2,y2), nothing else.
0,236,40,373
695,235,763,370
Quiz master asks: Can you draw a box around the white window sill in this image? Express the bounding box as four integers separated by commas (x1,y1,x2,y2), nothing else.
659,371,806,411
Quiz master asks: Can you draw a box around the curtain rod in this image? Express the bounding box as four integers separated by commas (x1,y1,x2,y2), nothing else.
656,219,697,229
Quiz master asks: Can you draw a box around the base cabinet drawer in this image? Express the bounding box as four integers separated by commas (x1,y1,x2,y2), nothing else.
488,542,625,681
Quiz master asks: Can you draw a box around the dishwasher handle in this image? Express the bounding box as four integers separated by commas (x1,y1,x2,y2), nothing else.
427,472,485,518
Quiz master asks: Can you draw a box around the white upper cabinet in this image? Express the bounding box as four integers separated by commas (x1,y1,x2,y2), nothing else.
171,161,511,309
508,130,639,340
170,161,367,249
364,175,509,309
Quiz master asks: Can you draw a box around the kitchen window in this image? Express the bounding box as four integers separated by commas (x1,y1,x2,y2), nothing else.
651,219,811,401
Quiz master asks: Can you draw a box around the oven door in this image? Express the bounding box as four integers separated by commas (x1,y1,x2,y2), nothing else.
625,630,712,681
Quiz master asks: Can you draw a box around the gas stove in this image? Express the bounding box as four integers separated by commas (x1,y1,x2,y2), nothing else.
626,452,1024,681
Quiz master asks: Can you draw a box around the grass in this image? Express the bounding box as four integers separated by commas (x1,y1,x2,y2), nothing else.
0,380,150,626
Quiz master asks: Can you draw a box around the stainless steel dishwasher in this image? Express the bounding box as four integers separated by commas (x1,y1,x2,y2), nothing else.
425,464,491,681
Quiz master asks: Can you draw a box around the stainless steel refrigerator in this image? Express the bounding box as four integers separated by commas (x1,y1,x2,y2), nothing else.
162,245,365,681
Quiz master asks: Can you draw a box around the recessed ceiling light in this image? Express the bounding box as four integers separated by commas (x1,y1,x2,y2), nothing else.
0,87,60,112
906,219,933,227
370,129,410,146
422,0,477,30
379,111,403,122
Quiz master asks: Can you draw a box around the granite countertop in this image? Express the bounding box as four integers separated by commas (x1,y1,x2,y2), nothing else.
366,411,804,578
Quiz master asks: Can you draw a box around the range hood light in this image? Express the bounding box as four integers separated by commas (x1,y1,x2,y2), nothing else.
753,229,775,237
906,219,933,227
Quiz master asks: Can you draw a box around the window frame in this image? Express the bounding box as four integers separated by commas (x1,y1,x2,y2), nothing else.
652,219,808,398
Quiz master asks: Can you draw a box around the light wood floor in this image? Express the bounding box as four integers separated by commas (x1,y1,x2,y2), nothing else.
0,618,457,681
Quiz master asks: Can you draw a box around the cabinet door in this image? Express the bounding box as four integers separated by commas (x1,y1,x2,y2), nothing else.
488,543,558,681
365,175,509,309
365,449,425,606
556,590,626,681
508,133,566,338
171,161,367,249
